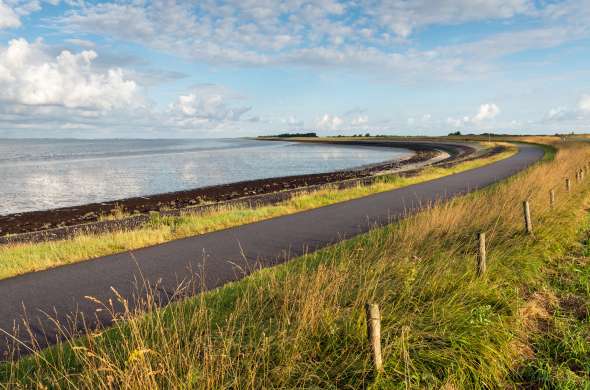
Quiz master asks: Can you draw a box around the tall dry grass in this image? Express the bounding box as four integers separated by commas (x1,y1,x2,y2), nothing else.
2,139,590,388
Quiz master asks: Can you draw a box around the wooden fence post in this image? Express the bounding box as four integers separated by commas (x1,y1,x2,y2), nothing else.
550,189,555,208
477,232,486,276
365,303,383,373
523,200,533,235
566,177,571,192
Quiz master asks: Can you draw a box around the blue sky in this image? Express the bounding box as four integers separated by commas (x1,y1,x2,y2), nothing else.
0,0,589,138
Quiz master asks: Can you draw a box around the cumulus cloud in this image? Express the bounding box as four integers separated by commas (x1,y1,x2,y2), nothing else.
0,39,259,135
351,115,369,126
543,94,590,123
0,1,20,28
447,116,469,127
168,85,251,128
316,113,343,130
172,94,249,121
578,95,590,112
472,103,500,122
447,103,500,127
0,38,145,136
0,0,58,29
544,106,575,122
315,111,372,131
0,38,137,110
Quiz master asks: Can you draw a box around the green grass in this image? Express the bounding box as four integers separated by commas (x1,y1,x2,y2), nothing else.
3,139,590,389
0,143,515,281
512,217,590,388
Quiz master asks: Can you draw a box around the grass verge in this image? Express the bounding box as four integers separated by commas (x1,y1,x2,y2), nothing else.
0,142,515,281
1,139,589,388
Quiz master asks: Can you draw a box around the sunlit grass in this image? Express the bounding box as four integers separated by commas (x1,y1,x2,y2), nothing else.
512,210,590,387
0,143,515,281
4,138,590,388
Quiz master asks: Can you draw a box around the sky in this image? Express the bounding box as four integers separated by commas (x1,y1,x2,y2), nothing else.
0,0,589,138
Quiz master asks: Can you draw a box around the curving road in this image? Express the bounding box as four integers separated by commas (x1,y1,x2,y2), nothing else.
0,142,544,356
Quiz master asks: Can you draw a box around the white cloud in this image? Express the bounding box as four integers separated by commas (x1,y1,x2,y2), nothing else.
49,0,580,81
173,94,249,121
447,103,500,127
0,38,146,137
472,103,500,123
543,94,590,123
366,0,533,38
14,1,41,15
0,0,58,29
316,113,343,130
578,95,590,112
408,113,431,128
0,39,260,135
3,1,590,136
447,116,467,127
0,38,137,110
351,115,369,126
0,1,20,28
64,38,96,48
168,85,251,128
315,110,372,130
544,106,574,122
59,2,157,41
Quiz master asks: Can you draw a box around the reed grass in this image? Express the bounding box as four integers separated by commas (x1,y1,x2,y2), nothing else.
0,143,515,281
1,138,590,388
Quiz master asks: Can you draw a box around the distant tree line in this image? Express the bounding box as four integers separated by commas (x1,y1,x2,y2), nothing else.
331,133,375,137
448,131,518,137
268,132,318,138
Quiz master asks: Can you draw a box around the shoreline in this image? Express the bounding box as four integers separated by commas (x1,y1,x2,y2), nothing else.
0,139,480,240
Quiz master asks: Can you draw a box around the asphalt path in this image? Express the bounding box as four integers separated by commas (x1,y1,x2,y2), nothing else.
0,142,544,356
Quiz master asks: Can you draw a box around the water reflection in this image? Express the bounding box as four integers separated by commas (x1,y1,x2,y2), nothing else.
0,139,412,214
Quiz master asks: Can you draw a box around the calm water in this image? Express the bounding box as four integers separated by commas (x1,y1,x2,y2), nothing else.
0,138,411,215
